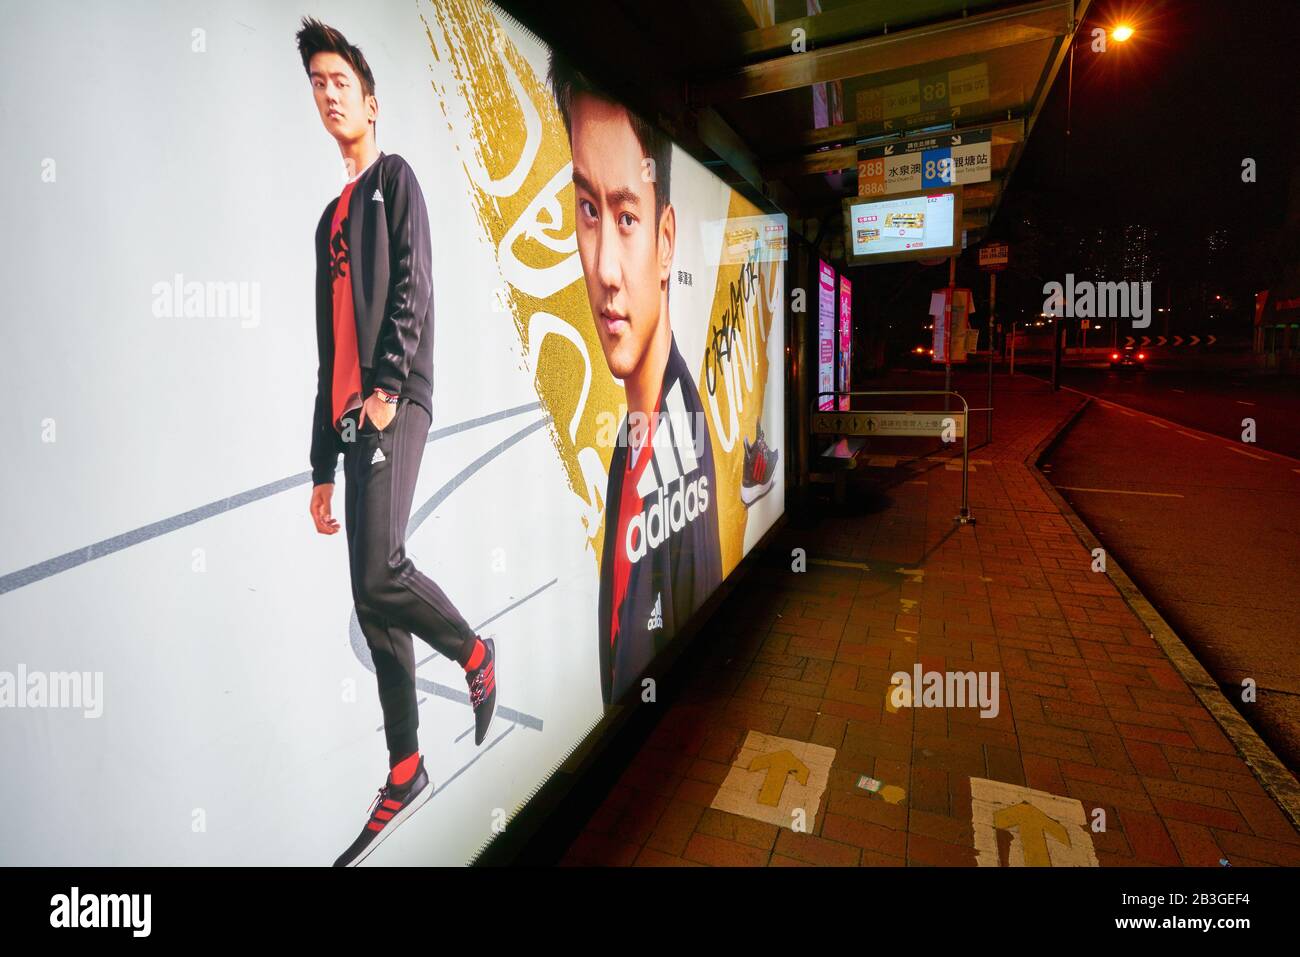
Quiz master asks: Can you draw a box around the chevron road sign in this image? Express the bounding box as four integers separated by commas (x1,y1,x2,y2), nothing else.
1123,334,1217,348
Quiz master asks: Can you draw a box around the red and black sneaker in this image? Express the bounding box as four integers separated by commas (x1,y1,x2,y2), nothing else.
741,424,779,506
332,758,432,867
466,637,497,746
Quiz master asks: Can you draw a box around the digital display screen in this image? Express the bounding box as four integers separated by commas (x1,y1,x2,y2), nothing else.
844,188,962,265
818,260,836,411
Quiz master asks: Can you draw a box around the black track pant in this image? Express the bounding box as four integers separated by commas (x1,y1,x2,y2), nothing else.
342,398,478,764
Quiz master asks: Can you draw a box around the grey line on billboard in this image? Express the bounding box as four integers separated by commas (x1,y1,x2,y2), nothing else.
0,401,545,596
431,722,520,797
406,415,551,534
351,576,556,732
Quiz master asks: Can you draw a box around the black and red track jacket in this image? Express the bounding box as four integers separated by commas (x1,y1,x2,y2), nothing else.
310,152,434,487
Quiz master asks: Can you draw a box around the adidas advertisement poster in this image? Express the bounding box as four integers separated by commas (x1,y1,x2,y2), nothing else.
0,0,783,866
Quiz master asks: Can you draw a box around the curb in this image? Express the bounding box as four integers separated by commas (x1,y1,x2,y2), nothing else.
1026,396,1300,833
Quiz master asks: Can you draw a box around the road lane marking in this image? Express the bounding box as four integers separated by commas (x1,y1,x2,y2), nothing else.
1176,431,1206,441
1171,388,1185,393
1051,381,1300,468
1147,420,1168,429
1057,486,1184,498
1228,446,1268,461
1119,409,1136,417
1236,400,1256,406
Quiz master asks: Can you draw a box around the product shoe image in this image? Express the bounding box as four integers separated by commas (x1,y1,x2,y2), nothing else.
466,637,497,746
740,424,779,506
332,758,432,867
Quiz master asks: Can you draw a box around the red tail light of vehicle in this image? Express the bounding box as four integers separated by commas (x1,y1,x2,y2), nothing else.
1137,353,1146,360
1111,353,1119,360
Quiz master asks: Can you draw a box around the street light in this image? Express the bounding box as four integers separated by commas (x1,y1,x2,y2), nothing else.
1065,21,1137,175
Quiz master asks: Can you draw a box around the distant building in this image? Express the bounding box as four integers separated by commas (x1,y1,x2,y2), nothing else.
1121,224,1158,285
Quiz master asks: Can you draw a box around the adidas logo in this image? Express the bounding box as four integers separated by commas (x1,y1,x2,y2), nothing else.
371,447,386,464
624,380,711,565
647,593,663,631
372,189,384,202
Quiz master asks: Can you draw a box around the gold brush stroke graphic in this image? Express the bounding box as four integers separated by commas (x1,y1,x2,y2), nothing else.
420,0,780,577
699,193,781,576
421,0,621,566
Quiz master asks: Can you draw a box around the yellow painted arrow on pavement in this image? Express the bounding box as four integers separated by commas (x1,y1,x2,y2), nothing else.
993,802,1071,866
747,750,810,806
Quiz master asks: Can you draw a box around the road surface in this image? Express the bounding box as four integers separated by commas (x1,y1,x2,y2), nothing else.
1046,367,1300,458
1043,383,1300,775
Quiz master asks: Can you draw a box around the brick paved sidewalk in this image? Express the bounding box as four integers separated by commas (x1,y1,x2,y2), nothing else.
561,373,1300,867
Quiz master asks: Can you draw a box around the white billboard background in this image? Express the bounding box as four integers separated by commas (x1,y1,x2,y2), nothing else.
0,1,783,864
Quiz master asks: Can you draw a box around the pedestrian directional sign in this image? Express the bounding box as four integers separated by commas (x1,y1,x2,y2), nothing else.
813,410,964,438
711,731,836,830
970,777,1099,867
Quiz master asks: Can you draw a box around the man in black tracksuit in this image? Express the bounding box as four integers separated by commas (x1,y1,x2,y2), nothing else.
296,18,496,867
548,54,723,709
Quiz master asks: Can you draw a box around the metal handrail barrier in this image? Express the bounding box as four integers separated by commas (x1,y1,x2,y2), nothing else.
812,390,975,525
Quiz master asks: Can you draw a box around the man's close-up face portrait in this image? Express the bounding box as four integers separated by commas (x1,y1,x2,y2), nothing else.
309,50,375,142
568,92,674,382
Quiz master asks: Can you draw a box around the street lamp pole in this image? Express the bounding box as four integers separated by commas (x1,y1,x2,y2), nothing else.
1057,22,1134,387
1065,36,1075,179
1052,37,1076,392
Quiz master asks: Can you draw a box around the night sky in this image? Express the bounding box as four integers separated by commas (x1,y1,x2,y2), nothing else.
1006,0,1299,235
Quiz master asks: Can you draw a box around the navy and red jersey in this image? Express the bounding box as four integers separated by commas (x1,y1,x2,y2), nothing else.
596,337,723,708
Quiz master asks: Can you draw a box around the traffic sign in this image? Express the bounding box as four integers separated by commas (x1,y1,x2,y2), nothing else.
858,127,992,196
978,241,1009,271
855,63,989,133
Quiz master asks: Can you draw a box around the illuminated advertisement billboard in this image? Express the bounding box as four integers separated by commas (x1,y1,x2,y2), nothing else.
0,0,785,866
818,260,836,410
843,187,963,266
837,276,852,411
